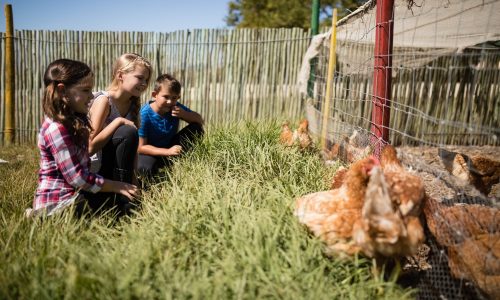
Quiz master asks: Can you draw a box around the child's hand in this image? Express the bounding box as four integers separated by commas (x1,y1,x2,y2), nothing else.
171,106,185,119
115,182,140,200
167,145,182,156
101,179,140,200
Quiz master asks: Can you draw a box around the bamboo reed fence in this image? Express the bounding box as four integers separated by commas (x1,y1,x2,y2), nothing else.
0,28,311,143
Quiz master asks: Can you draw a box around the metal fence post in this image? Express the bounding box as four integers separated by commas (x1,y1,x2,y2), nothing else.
371,0,394,156
307,0,320,98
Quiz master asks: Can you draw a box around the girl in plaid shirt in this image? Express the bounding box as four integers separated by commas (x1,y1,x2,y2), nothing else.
31,59,139,217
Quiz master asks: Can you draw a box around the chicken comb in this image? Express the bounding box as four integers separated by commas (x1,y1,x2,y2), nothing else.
367,155,381,165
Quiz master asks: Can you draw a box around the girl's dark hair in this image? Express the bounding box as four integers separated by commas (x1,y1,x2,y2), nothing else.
154,73,181,94
43,59,93,147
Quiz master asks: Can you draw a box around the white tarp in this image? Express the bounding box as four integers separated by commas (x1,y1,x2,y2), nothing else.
338,0,500,49
298,0,500,94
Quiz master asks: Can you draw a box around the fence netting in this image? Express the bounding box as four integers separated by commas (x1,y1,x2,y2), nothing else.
299,0,499,298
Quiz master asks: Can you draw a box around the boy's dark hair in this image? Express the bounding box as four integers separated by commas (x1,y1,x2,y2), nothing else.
154,74,181,94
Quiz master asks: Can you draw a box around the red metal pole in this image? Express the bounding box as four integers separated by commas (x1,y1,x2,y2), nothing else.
371,0,394,156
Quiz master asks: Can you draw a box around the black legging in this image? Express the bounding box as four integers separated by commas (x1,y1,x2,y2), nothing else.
100,124,138,182
81,124,138,216
138,122,204,177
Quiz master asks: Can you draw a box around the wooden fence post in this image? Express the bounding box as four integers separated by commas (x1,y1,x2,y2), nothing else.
320,8,337,150
4,4,15,144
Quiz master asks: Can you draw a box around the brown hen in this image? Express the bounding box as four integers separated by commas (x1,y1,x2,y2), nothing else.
330,166,348,190
279,121,295,146
321,138,352,164
424,197,499,246
352,166,424,259
294,156,379,257
423,197,500,299
381,145,425,217
321,141,341,162
345,131,372,163
439,148,500,196
447,233,500,299
294,119,313,150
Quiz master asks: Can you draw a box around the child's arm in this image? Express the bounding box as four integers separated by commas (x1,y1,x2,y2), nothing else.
138,137,182,157
88,96,135,155
47,122,139,200
172,106,204,125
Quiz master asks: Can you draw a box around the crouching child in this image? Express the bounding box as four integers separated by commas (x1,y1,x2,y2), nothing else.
31,59,139,217
137,74,204,178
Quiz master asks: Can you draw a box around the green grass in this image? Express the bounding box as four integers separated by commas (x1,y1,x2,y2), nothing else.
0,120,415,299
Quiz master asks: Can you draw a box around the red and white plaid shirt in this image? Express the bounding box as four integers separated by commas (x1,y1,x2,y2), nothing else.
34,118,104,210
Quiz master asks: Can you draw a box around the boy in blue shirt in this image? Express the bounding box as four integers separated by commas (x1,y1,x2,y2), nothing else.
137,74,204,177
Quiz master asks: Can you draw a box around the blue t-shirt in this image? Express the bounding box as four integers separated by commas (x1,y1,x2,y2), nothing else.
138,100,192,148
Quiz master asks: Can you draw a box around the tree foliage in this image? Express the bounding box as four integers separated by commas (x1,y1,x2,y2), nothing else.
225,0,366,28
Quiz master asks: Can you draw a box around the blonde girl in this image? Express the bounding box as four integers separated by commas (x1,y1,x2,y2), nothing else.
88,53,152,213
31,59,139,217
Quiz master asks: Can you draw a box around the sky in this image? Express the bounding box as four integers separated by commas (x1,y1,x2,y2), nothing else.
1,0,230,32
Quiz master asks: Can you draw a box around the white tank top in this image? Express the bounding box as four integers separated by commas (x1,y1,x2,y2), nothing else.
92,91,135,124
89,91,136,173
